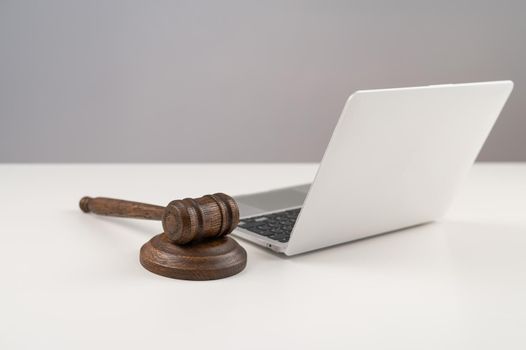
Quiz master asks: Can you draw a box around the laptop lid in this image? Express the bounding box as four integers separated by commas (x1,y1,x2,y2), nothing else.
285,81,513,255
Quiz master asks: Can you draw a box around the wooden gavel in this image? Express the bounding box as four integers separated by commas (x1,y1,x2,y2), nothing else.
79,193,246,280
79,193,239,244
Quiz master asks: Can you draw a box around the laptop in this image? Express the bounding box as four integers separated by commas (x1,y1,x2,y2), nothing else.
232,81,514,255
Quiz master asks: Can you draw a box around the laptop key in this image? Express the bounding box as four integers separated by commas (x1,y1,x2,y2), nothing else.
239,208,301,243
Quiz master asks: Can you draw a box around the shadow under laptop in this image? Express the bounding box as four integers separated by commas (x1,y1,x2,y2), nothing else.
260,219,526,273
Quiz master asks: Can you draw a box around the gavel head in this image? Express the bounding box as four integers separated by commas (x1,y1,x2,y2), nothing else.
162,193,240,245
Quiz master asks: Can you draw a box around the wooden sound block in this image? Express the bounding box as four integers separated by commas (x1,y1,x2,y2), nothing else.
140,233,247,281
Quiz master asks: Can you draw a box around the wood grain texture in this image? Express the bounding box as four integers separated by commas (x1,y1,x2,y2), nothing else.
79,193,247,280
140,233,247,280
79,197,164,220
162,193,239,244
80,193,239,244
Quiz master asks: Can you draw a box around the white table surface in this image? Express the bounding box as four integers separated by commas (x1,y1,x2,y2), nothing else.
1,163,525,349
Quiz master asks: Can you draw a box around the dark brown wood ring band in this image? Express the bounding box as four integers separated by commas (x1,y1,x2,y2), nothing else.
208,194,229,238
185,197,205,242
215,193,238,234
178,199,198,244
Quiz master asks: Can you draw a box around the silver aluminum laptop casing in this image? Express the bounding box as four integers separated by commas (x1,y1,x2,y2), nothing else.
233,81,514,256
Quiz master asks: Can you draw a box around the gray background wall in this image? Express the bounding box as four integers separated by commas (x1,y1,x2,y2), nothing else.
1,0,524,162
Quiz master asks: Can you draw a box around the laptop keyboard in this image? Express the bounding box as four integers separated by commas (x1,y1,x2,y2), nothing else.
237,208,301,243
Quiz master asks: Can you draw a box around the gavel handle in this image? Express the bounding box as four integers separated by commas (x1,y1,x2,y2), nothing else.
79,196,165,220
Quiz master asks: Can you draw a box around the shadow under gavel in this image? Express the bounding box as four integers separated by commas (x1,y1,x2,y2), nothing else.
79,193,247,280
